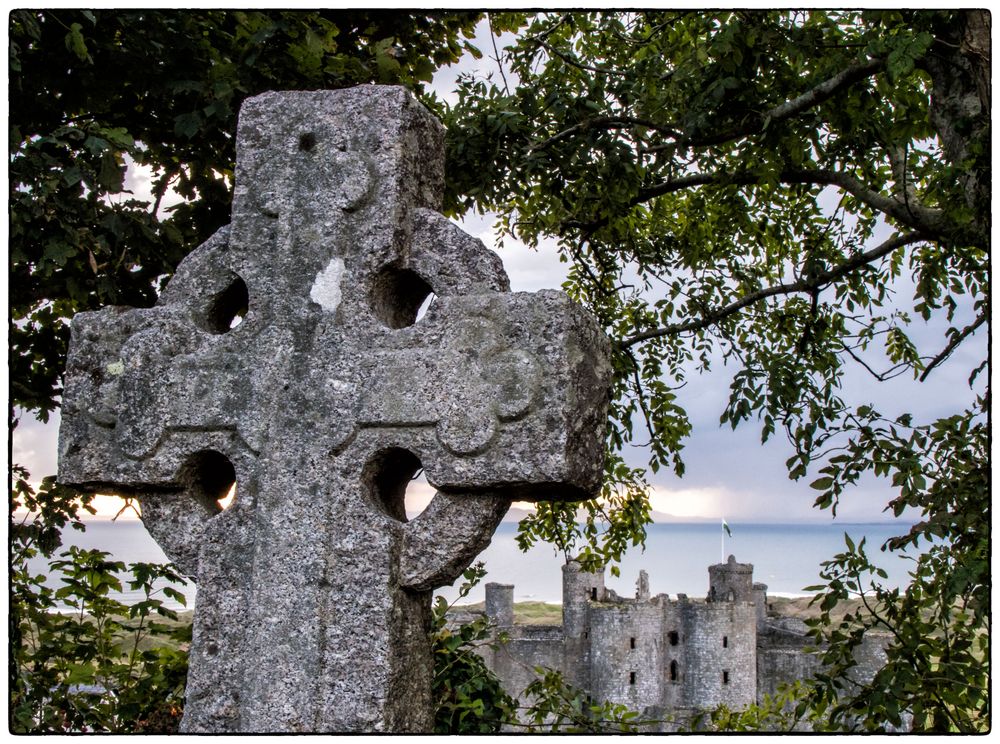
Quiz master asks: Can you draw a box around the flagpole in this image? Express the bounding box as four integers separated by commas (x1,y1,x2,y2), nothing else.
721,518,725,563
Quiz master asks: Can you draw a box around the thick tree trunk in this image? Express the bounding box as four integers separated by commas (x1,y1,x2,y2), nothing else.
924,11,991,240
963,10,991,114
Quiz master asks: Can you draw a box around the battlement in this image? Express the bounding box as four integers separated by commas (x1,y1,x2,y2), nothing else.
713,554,754,574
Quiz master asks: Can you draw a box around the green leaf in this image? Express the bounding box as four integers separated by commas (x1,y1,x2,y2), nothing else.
173,111,203,139
65,23,90,62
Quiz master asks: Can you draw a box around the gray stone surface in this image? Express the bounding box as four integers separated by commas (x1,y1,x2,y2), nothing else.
58,86,612,733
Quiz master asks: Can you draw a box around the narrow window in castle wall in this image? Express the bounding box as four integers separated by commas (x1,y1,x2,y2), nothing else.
670,660,678,681
591,587,598,600
629,672,636,685
723,671,730,685
630,637,636,649
723,635,728,648
668,631,679,646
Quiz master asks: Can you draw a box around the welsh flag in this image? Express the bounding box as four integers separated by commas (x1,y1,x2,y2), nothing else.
722,519,732,537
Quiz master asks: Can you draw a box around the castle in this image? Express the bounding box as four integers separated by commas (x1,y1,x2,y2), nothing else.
472,555,889,730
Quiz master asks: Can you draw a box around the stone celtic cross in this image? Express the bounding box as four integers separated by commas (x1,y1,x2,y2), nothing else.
58,87,611,733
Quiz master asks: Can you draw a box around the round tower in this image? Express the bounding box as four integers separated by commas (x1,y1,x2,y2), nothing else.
484,582,514,628
752,582,768,629
561,560,605,689
707,555,754,603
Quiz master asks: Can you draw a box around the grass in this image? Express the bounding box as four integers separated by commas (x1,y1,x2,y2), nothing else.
766,596,867,624
453,601,563,625
24,610,194,655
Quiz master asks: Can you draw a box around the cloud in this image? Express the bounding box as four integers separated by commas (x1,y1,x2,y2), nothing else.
429,18,517,106
647,484,728,519
404,475,436,515
451,212,570,292
12,410,60,483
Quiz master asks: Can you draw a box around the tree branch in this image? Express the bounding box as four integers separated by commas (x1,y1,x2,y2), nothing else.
534,38,631,77
568,167,945,237
487,14,511,97
841,343,912,382
643,56,885,153
886,143,918,205
635,168,944,235
150,165,180,218
524,13,570,45
918,312,988,381
527,117,682,154
618,231,928,348
763,57,885,127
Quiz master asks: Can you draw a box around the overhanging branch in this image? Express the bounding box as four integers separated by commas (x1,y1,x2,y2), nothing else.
527,117,683,154
635,169,944,235
764,57,885,127
617,231,929,348
919,313,988,381
644,56,885,153
568,167,945,237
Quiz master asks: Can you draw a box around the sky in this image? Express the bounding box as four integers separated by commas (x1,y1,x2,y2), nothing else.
10,15,989,526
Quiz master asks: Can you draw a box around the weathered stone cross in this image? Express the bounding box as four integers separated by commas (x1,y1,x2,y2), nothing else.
58,87,611,733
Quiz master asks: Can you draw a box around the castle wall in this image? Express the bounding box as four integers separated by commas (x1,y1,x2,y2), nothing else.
660,599,686,710
680,601,756,710
588,600,664,712
752,582,768,629
852,632,890,684
757,646,820,701
487,625,564,701
708,555,755,602
473,555,860,730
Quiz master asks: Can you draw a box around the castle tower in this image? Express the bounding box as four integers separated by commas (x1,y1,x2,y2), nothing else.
679,555,758,711
485,583,514,628
636,570,650,601
561,560,605,690
752,582,768,629
708,555,755,603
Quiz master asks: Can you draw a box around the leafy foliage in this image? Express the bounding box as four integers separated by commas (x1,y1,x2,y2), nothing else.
514,668,645,732
446,10,989,730
10,9,482,419
686,681,821,732
800,397,989,732
10,465,95,556
431,564,516,733
11,470,190,733
514,452,652,576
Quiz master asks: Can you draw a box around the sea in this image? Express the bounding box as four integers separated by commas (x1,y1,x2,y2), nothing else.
24,519,926,611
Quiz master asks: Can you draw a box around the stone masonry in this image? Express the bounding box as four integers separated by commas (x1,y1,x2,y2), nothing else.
57,86,612,732
477,555,891,731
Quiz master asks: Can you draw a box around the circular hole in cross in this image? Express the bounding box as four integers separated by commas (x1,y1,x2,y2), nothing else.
205,274,249,334
362,448,433,522
370,263,433,329
176,449,236,515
